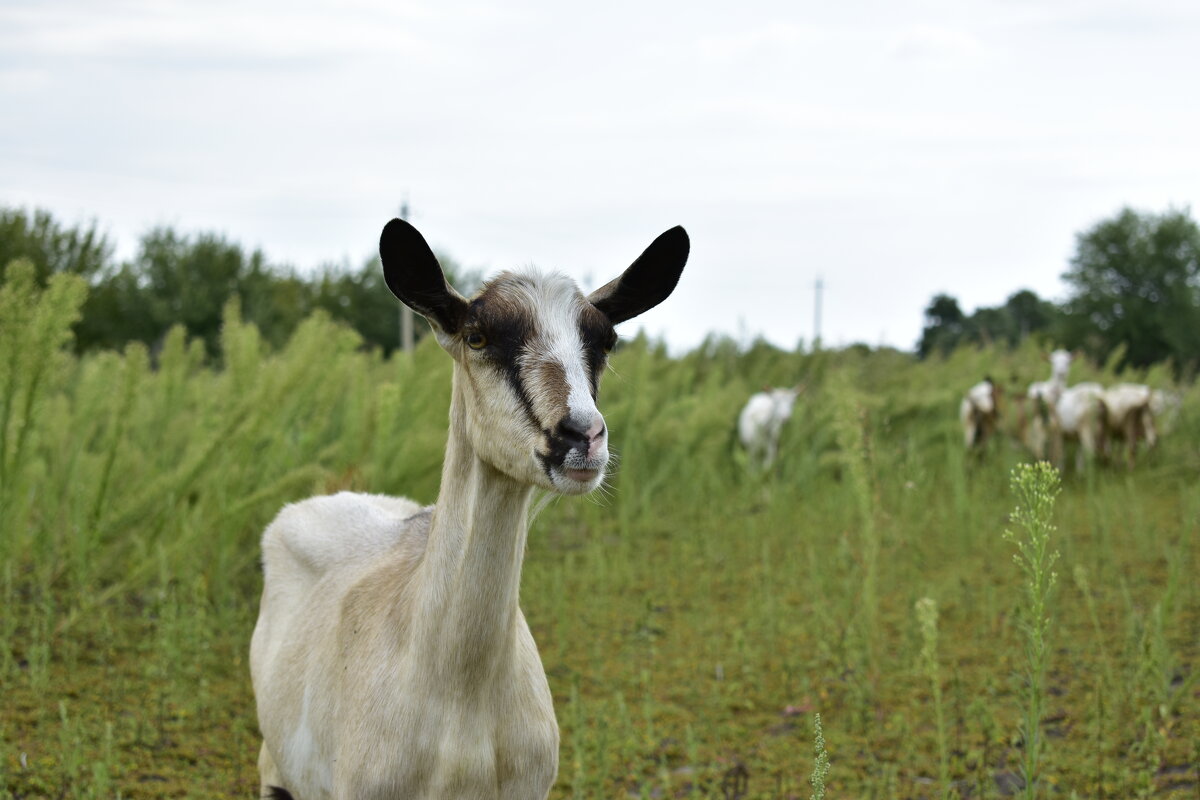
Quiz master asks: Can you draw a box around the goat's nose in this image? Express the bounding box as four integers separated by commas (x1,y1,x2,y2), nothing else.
556,418,590,452
557,417,606,454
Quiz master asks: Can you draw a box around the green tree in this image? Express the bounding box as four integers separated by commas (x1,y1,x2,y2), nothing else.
6,207,485,358
313,252,479,355
0,206,112,286
1061,207,1200,371
917,294,967,358
1004,290,1057,342
918,289,1060,358
111,228,281,358
311,259,398,354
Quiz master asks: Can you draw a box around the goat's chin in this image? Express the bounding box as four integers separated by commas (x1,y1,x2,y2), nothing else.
546,464,606,495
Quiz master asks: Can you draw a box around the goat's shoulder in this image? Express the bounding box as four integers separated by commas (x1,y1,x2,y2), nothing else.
263,491,432,579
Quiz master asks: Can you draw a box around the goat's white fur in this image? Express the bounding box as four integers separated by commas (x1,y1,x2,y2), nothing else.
738,386,800,468
250,221,688,800
1054,381,1106,470
959,379,999,449
1101,382,1158,467
1024,349,1072,460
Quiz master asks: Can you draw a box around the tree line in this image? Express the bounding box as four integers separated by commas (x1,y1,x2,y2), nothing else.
0,207,476,358
3,204,1198,372
917,206,1200,375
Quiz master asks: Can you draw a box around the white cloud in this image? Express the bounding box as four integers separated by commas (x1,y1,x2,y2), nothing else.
3,0,1199,353
887,24,989,62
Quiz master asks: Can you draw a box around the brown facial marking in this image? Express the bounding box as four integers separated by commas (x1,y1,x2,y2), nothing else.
469,278,540,348
526,357,570,423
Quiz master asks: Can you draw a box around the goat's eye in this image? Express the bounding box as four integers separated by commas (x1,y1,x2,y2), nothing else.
466,332,488,350
602,334,617,354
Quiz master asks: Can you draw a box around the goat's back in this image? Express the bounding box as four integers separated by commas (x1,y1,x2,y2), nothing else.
1057,382,1105,434
1104,383,1153,423
262,492,425,577
253,491,429,651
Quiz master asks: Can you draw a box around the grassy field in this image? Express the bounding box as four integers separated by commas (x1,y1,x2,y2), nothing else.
2,261,1198,798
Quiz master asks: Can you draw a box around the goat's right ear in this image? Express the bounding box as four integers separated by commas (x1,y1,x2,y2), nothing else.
379,218,468,335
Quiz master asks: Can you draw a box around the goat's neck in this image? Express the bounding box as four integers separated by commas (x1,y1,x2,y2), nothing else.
410,379,533,688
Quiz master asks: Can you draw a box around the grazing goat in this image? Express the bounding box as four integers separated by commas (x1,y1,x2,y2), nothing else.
738,385,801,469
1101,383,1158,467
959,377,1001,451
250,219,689,800
1024,349,1073,460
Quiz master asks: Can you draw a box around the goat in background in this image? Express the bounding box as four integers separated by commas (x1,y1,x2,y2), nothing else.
738,385,802,470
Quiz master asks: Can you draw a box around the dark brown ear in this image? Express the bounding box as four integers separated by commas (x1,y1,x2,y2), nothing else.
379,218,468,335
588,226,688,325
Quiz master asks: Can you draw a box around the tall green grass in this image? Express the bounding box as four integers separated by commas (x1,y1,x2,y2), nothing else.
1,269,1197,797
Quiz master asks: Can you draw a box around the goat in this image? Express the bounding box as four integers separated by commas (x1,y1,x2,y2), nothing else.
1054,382,1106,471
249,219,689,800
1024,349,1073,461
1101,383,1158,468
738,385,801,469
959,377,1001,451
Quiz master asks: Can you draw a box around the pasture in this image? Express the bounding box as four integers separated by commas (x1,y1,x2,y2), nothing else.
2,264,1197,798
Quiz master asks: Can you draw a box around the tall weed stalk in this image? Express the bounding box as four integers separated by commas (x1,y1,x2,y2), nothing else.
1004,461,1061,800
916,596,950,797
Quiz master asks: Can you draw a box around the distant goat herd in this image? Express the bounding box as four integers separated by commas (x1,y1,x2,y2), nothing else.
737,349,1181,473
960,349,1179,470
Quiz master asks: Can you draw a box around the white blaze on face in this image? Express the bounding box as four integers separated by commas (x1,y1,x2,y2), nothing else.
507,271,609,493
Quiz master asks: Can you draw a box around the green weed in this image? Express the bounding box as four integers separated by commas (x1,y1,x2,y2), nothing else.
0,273,1196,797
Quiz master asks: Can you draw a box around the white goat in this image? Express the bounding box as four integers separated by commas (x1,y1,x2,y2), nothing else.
1054,382,1106,470
959,378,1001,450
1101,383,1158,467
1024,349,1073,460
250,219,689,800
738,385,801,469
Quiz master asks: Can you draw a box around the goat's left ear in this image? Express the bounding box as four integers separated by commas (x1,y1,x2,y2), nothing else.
379,218,468,335
588,226,689,325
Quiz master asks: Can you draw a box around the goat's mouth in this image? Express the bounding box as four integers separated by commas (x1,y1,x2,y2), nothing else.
539,445,608,494
563,467,600,482
537,421,609,494
547,462,606,494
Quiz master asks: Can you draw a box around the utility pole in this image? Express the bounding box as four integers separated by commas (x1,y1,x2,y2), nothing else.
813,276,824,350
399,200,414,353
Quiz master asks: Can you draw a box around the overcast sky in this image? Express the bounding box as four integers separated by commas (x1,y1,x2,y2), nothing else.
3,0,1198,352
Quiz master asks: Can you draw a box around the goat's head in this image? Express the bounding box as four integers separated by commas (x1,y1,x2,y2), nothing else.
1046,349,1073,382
769,386,801,422
380,219,688,494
